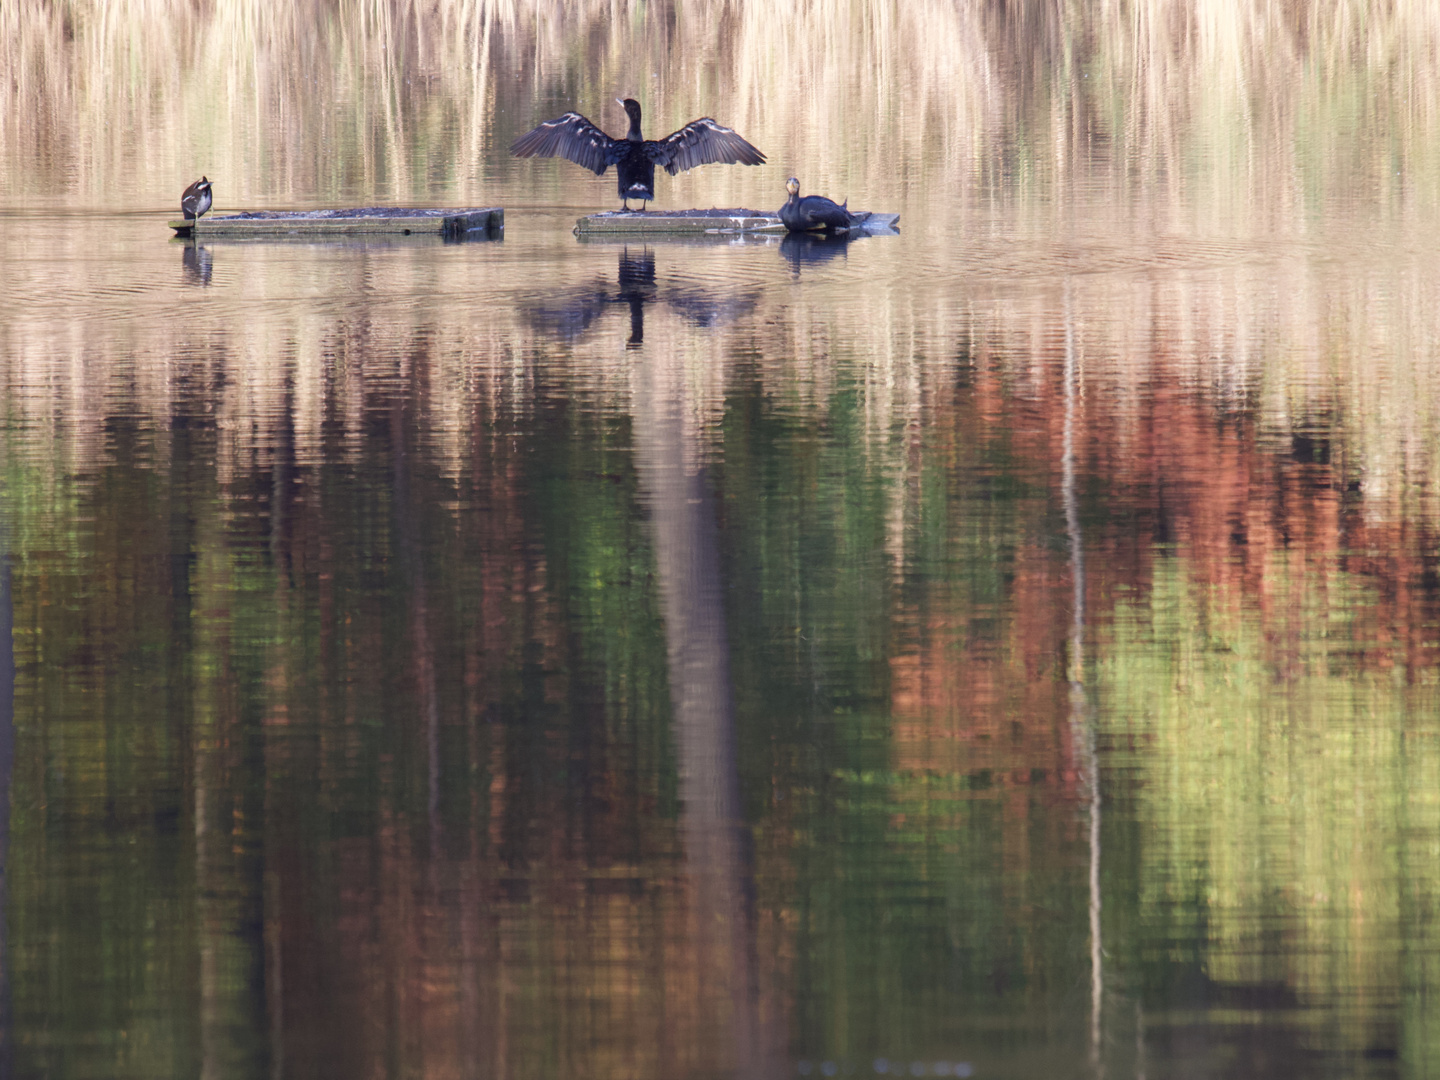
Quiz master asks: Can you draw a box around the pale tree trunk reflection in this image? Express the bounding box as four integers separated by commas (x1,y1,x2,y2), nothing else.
631,350,774,1078
0,530,13,1080
1062,279,1105,1078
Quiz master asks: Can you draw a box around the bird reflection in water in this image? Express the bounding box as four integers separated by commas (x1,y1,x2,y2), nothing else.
525,246,757,347
780,230,857,274
616,246,657,345
181,239,213,285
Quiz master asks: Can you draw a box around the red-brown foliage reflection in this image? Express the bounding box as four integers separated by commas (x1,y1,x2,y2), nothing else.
889,347,1440,799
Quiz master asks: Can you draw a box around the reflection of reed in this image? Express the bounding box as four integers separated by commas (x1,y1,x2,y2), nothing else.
6,224,1440,560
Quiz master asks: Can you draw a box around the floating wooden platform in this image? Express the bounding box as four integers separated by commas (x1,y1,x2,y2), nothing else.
576,209,782,235
169,207,503,239
574,208,899,235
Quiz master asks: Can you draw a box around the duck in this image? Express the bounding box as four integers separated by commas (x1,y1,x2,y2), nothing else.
778,176,864,233
510,98,765,211
181,176,213,222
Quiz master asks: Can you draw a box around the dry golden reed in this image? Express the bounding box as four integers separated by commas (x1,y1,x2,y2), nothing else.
4,0,1440,213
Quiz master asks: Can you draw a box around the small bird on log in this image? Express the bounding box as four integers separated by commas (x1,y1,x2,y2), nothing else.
510,98,765,211
181,177,214,222
778,176,866,233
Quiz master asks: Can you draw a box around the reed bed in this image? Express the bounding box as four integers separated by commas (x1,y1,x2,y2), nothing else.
5,0,1440,213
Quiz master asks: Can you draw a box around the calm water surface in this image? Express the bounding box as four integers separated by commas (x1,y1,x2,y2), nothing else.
4,3,1440,1078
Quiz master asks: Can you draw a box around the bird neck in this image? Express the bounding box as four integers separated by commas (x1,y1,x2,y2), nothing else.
624,112,643,141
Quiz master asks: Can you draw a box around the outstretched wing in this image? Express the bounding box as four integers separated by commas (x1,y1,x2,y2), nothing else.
510,113,620,175
649,118,766,176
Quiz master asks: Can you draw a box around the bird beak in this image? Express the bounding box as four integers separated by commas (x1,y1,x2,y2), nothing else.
615,98,625,108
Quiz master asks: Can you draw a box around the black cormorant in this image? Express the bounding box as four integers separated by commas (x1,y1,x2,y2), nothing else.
778,176,865,233
181,176,213,222
510,98,765,211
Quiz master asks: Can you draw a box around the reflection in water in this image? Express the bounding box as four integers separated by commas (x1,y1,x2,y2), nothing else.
181,240,213,285
1061,279,1102,1073
193,491,269,1080
632,341,767,1077
5,217,1440,1075
523,246,656,344
526,246,758,346
617,247,657,345
0,523,13,1079
778,230,856,273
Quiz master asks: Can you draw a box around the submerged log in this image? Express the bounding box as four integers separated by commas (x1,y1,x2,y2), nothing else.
168,207,504,238
574,208,899,235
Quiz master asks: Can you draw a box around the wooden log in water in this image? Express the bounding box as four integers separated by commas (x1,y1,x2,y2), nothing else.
168,207,504,238
574,208,899,235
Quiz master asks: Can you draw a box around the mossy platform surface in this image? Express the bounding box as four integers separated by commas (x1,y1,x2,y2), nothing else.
169,207,503,238
574,208,899,235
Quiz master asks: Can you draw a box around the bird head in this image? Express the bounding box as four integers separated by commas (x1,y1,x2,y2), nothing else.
786,177,801,197
616,98,642,121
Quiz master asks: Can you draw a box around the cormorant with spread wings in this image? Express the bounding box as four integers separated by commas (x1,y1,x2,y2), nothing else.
510,98,765,211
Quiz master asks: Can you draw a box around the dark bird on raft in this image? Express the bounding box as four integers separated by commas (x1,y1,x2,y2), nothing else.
778,176,865,233
510,98,765,211
181,176,214,222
